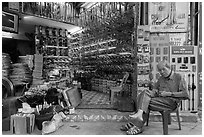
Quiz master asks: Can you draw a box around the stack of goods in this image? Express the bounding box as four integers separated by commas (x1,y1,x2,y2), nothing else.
10,63,32,85
2,53,12,78
18,55,34,71
32,54,44,85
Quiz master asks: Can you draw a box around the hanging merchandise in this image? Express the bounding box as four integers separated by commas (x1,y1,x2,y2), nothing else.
149,33,170,83
170,45,198,112
148,2,189,32
21,2,77,24
137,25,151,95
73,3,135,99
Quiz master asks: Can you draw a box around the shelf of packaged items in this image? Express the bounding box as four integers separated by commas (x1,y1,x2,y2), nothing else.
82,39,116,49
48,77,70,85
83,46,116,55
45,45,68,49
44,56,70,58
55,68,70,70
44,66,70,70
52,60,70,63
70,42,80,45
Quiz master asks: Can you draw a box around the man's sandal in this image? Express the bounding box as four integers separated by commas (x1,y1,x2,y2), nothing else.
126,126,143,135
129,112,137,116
120,122,135,131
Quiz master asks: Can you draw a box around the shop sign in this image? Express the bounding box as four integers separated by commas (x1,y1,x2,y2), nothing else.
171,46,194,55
169,33,187,46
8,2,20,12
150,34,169,47
149,2,189,32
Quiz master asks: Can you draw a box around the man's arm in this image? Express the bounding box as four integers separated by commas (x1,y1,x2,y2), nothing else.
171,75,190,99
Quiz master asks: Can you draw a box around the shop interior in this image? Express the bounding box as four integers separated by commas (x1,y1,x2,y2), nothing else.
2,2,135,110
2,2,202,134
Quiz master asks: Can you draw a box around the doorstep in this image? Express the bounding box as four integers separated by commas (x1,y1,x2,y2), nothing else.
64,109,201,123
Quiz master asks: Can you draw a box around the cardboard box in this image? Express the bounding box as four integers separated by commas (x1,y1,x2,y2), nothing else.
34,54,43,62
62,86,81,108
10,113,35,134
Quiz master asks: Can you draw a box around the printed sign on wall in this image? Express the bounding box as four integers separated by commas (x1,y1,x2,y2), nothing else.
150,33,170,47
149,2,189,32
169,33,187,46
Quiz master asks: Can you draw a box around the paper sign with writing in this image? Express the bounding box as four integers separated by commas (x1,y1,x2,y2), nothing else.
150,34,170,47
149,2,189,32
171,46,194,55
169,33,187,46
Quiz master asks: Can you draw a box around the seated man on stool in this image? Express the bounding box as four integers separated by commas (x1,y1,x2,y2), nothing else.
121,60,189,135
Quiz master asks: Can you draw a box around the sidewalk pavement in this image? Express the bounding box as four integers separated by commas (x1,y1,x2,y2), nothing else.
2,120,202,135
2,109,202,135
35,121,202,135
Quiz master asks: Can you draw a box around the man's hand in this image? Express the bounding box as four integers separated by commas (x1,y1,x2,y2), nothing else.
159,91,172,97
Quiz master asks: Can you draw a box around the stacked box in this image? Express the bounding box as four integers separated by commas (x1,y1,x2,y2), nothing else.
91,78,118,93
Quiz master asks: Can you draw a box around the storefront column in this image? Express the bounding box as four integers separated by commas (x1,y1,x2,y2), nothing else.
132,3,140,110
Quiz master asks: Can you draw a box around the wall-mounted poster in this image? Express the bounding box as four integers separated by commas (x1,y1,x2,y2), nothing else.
149,2,189,32
169,33,187,46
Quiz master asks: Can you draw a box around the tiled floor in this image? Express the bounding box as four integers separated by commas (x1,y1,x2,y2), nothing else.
77,90,112,109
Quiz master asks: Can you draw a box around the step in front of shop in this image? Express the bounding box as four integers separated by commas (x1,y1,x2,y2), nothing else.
64,109,201,123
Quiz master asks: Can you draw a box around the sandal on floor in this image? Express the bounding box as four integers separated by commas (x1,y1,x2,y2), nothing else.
129,112,137,115
120,122,135,131
126,126,143,135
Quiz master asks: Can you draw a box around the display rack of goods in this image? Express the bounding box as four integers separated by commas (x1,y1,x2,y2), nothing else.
35,25,71,81
35,25,69,55
2,53,12,78
10,63,33,85
137,25,151,95
69,33,81,59
68,4,135,96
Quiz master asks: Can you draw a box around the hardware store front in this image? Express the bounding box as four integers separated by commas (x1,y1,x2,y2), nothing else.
2,2,202,134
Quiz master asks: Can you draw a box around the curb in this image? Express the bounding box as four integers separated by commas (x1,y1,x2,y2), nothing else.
64,111,200,123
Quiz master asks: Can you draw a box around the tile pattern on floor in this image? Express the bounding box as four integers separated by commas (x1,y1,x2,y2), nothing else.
77,90,111,109
63,109,200,123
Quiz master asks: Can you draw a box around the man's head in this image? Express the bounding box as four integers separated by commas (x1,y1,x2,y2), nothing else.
157,60,172,78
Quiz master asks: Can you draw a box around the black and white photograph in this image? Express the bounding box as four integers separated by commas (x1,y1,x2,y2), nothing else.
1,1,202,135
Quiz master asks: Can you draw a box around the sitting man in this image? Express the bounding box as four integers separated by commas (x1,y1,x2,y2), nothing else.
121,60,189,135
